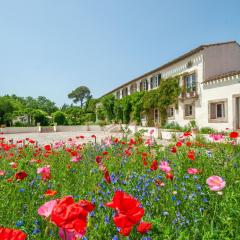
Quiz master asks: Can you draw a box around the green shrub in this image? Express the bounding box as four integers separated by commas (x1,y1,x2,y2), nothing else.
53,111,67,125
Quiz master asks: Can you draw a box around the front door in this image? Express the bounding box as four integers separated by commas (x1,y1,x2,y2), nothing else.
236,97,240,129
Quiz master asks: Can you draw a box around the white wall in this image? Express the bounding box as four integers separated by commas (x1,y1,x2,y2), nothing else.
0,127,39,134
199,76,240,130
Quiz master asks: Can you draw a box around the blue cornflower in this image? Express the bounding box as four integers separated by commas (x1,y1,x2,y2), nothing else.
16,220,24,227
104,215,110,224
172,196,176,201
19,188,25,193
32,228,41,235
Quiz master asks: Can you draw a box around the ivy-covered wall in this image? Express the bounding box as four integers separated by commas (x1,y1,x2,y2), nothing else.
99,77,180,127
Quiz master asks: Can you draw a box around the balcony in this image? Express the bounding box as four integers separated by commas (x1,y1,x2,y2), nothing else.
179,90,198,101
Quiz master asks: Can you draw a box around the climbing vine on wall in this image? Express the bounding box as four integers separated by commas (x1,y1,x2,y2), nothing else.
99,76,180,126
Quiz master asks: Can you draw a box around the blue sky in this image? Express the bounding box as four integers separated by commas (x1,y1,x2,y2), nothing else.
0,0,239,106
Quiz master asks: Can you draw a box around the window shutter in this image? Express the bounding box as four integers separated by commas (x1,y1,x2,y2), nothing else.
210,103,216,119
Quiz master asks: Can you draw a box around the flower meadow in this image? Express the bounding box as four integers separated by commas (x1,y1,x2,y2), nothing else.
0,131,240,240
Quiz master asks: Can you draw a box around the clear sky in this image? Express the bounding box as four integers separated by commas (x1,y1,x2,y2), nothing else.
0,0,239,106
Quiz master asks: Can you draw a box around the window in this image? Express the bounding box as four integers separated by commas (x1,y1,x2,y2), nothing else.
184,73,196,93
209,100,227,122
116,91,120,99
122,87,128,97
184,104,194,118
154,109,159,123
140,79,148,91
150,74,161,89
167,107,174,118
130,83,137,94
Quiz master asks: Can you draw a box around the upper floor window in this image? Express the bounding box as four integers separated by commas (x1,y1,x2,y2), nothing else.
150,74,161,89
130,83,137,94
122,87,128,97
140,79,148,91
116,91,120,99
184,73,196,93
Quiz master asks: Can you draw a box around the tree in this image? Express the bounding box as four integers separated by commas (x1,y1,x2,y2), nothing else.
32,110,49,126
36,96,58,114
68,86,91,108
53,111,67,125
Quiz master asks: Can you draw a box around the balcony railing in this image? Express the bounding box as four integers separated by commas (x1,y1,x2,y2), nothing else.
179,91,198,100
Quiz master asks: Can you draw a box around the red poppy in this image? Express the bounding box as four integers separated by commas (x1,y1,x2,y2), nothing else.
229,131,239,139
0,227,27,240
95,156,102,164
102,151,108,155
80,135,85,139
186,141,192,147
44,189,57,197
51,196,94,236
29,139,35,144
184,131,192,137
15,171,28,181
91,135,96,138
176,141,183,147
44,145,51,151
105,191,144,236
113,138,119,143
104,170,111,184
125,149,131,156
137,222,152,234
166,172,173,181
187,150,195,161
171,146,177,153
150,160,158,171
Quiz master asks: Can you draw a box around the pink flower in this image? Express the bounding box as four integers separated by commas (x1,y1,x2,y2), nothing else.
187,168,199,174
38,199,58,218
59,228,83,240
0,170,6,176
145,137,153,146
209,134,224,141
159,161,171,172
37,165,51,180
206,176,226,191
149,129,154,135
70,155,82,162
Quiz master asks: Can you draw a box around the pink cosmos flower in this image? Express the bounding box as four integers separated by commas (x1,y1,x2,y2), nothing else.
206,176,226,191
38,199,58,218
0,170,6,176
159,161,171,172
149,129,154,135
70,155,82,162
209,134,224,141
37,165,51,180
54,141,65,149
145,137,153,146
187,168,199,174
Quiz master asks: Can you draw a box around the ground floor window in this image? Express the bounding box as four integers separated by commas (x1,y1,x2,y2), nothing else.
154,109,159,123
209,99,228,122
167,107,174,118
184,104,195,118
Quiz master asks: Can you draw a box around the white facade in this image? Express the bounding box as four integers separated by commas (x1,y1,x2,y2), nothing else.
103,41,240,130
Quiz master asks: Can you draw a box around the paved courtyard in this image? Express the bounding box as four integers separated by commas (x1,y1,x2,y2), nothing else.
2,130,170,146
2,131,123,145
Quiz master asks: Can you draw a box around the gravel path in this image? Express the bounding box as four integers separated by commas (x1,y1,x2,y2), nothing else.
2,131,123,145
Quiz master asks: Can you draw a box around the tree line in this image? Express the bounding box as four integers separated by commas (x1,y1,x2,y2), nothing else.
0,86,98,127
